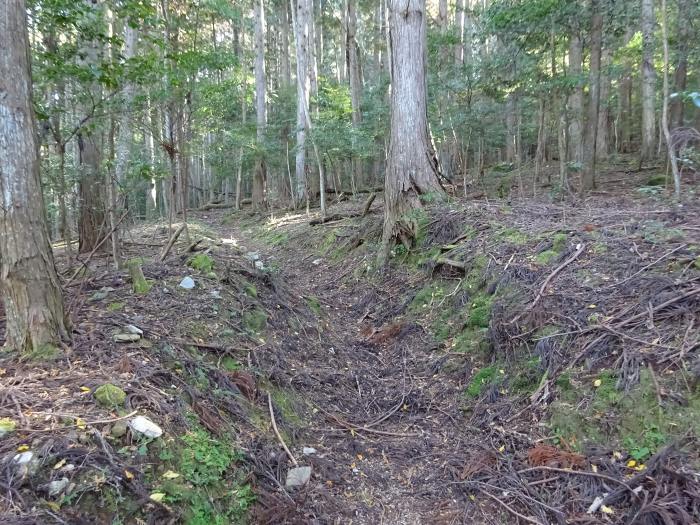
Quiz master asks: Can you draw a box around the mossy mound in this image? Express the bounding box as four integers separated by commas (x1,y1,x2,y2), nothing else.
94,383,127,407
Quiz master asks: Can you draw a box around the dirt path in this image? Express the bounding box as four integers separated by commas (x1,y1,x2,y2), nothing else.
204,211,485,524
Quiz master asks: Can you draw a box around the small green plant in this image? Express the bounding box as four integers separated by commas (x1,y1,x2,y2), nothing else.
180,429,237,486
188,254,214,273
107,302,125,312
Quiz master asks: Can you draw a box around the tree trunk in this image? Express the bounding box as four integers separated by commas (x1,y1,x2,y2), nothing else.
347,0,363,188
581,2,603,194
505,93,517,163
640,0,656,162
567,33,584,165
77,0,108,253
252,0,267,210
0,0,69,353
670,0,689,129
113,22,138,267
292,0,311,205
596,47,611,160
454,0,465,65
660,0,682,199
379,0,445,265
617,30,633,153
280,0,292,87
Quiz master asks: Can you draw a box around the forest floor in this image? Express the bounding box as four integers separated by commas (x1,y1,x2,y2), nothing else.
1,160,700,524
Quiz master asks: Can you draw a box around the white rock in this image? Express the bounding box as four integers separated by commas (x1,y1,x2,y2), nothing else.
254,260,265,270
312,259,323,266
13,451,33,465
179,276,195,289
302,447,317,456
125,324,143,336
285,466,312,488
246,251,260,261
47,477,70,497
129,416,163,438
114,333,141,343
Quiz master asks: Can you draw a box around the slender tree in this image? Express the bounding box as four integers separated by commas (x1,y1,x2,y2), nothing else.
581,0,603,193
252,0,267,210
0,0,69,353
640,0,656,162
292,0,311,206
379,0,444,264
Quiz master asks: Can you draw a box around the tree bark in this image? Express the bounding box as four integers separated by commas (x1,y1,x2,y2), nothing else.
640,0,656,162
596,47,611,160
660,0,682,199
670,0,689,129
0,0,69,353
252,0,267,210
580,1,603,193
292,0,311,205
567,33,584,165
77,0,108,253
379,0,445,265
347,0,363,188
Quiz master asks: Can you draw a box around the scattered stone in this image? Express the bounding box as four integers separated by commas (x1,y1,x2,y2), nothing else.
254,260,265,270
94,384,127,407
124,324,143,335
110,420,129,438
312,258,323,266
129,416,163,438
113,333,141,343
13,451,34,465
210,289,222,299
246,251,260,261
179,276,195,289
302,447,317,456
47,477,70,497
285,465,312,488
0,418,16,438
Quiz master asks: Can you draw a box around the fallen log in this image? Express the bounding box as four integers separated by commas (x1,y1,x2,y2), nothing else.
309,193,377,226
159,223,186,261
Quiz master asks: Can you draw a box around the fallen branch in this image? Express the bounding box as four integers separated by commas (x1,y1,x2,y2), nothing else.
511,243,586,323
159,223,186,261
309,193,377,225
268,392,298,467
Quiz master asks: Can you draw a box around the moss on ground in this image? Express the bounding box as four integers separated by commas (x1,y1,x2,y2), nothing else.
242,308,267,334
94,384,126,407
549,368,700,459
466,365,500,398
305,295,322,316
496,226,529,245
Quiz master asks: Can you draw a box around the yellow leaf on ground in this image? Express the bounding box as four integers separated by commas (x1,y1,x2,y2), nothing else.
593,379,602,387
162,470,180,479
124,470,134,480
601,505,614,514
627,460,637,468
17,444,29,452
149,492,166,503
53,459,67,470
75,418,86,429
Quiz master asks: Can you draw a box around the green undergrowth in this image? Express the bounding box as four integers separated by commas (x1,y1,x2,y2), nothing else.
149,425,254,525
549,368,700,460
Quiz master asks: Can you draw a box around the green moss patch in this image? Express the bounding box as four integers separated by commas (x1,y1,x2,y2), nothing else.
466,365,500,398
242,308,267,334
94,383,127,407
